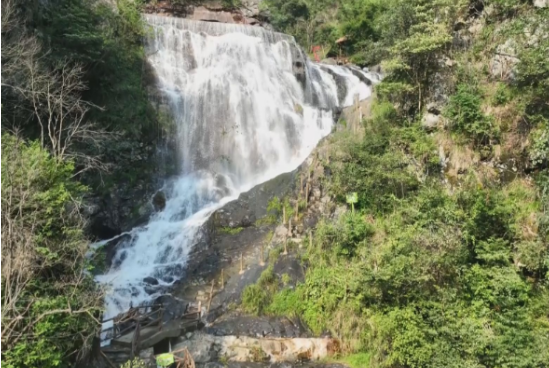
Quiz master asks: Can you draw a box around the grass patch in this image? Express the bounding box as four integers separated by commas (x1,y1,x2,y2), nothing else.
241,284,268,315
338,352,372,368
255,215,278,226
241,266,279,315
266,288,301,317
268,246,283,265
219,226,244,235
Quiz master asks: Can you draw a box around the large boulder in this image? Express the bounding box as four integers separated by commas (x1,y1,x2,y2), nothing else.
490,38,520,81
422,113,440,131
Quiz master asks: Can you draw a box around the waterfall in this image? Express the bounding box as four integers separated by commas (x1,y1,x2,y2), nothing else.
96,14,377,324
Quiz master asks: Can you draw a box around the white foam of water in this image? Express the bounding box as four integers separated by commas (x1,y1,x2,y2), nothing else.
96,15,376,326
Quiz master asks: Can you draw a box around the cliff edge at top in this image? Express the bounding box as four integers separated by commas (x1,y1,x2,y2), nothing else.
144,0,271,27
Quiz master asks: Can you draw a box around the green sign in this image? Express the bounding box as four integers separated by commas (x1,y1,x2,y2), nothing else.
346,192,358,213
346,192,358,204
156,353,175,367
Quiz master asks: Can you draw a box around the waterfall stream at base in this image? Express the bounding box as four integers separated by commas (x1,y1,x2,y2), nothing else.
95,14,378,327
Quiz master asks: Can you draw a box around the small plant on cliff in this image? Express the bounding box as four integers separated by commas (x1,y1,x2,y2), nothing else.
222,0,242,9
220,226,244,235
530,118,549,168
264,196,295,224
121,358,148,368
445,84,499,146
282,273,291,285
241,284,269,315
249,346,270,362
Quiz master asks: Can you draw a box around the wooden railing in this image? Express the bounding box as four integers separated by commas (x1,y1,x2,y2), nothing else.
101,303,201,346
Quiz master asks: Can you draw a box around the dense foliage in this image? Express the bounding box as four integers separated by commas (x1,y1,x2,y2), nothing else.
1,135,102,367
1,0,158,366
257,1,549,367
1,0,548,367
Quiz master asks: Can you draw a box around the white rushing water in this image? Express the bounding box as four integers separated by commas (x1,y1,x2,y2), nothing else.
96,14,377,326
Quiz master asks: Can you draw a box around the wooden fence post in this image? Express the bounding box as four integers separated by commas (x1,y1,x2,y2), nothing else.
259,243,265,266
207,279,215,314
239,253,245,275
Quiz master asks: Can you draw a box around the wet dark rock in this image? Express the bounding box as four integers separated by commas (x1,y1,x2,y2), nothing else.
204,313,309,338
88,177,159,240
349,67,372,86
101,233,132,270
204,363,225,368
204,306,226,325
154,294,189,322
211,263,266,307
214,170,296,229
143,277,159,285
273,255,305,287
293,61,307,88
145,284,172,296
322,67,348,104
152,190,166,212
178,218,216,278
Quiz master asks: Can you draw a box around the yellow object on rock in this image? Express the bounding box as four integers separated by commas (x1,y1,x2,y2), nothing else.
156,353,175,367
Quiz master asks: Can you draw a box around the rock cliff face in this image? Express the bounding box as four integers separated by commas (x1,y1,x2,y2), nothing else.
144,0,270,27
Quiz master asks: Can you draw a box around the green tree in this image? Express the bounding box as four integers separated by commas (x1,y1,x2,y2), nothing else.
1,134,102,368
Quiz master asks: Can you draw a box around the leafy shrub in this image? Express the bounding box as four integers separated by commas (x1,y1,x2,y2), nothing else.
121,358,148,368
328,104,420,213
241,284,269,315
241,266,279,315
258,265,276,287
340,352,372,368
492,82,512,106
445,84,499,146
529,118,549,168
1,134,101,368
316,212,374,257
262,1,549,367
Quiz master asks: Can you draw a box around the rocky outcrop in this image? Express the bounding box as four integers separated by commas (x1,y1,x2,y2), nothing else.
240,0,265,18
172,332,338,364
338,96,372,134
422,102,443,132
188,5,260,25
144,0,269,27
204,313,308,338
490,38,520,81
85,160,159,239
214,171,296,229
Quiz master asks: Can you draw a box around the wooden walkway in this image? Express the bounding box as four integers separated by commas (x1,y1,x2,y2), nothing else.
101,303,201,355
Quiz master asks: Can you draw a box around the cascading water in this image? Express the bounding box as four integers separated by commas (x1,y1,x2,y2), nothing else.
96,14,377,325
